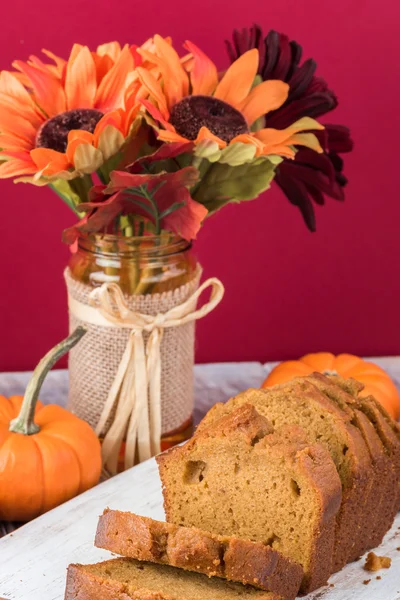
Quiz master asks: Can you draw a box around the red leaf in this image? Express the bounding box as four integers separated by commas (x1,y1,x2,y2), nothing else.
63,167,207,244
163,193,208,240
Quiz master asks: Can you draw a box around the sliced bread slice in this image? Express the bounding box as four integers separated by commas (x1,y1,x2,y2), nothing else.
157,404,342,593
65,558,282,600
196,377,371,571
95,510,302,600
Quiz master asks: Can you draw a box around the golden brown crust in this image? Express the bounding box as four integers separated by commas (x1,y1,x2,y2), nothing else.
95,510,302,600
65,560,282,600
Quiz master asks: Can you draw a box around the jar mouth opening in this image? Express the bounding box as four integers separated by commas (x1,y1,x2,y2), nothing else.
77,233,192,257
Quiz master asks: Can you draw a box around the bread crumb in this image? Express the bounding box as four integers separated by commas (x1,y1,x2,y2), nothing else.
329,583,335,587
376,576,381,580
363,579,371,585
397,547,400,551
364,552,391,572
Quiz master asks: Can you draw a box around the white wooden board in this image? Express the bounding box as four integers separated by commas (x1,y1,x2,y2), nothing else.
0,456,399,600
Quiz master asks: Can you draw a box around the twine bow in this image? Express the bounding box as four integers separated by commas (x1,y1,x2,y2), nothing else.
69,277,224,474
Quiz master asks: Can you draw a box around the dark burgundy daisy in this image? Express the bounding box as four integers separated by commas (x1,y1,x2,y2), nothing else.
226,25,354,231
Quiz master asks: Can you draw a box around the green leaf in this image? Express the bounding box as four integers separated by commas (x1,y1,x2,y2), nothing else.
251,75,263,89
194,139,221,162
159,201,186,219
193,158,277,214
219,142,257,166
250,115,266,132
98,151,123,182
265,155,284,166
49,180,83,215
124,194,156,218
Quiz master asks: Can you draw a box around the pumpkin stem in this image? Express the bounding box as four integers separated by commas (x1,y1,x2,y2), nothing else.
9,327,87,435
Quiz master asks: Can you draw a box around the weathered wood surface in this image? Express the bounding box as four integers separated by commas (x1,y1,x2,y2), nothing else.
0,455,399,600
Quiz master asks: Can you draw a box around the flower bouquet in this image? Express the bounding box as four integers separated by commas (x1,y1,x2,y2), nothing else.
0,25,353,471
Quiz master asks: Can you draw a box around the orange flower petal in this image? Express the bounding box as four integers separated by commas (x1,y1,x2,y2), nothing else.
261,144,295,158
140,99,174,131
195,126,226,148
255,127,303,146
152,34,189,107
0,111,38,144
41,49,66,77
93,110,123,146
30,147,71,175
123,104,141,135
0,71,41,119
96,42,122,62
95,45,134,112
0,133,33,151
0,157,37,178
183,41,218,96
157,129,191,144
68,43,85,65
92,53,114,86
231,131,297,158
66,130,94,163
10,71,31,88
230,133,265,153
68,130,94,144
26,55,55,75
136,67,169,120
239,80,289,125
285,132,323,153
65,46,97,110
181,53,194,71
214,49,258,108
12,60,66,117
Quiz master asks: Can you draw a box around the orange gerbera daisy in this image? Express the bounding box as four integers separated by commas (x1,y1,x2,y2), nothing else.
135,36,324,162
0,42,144,182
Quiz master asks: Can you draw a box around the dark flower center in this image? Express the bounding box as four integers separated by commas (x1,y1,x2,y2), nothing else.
169,96,248,143
35,109,104,153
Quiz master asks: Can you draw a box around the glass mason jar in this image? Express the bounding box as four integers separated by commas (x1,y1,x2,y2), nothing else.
69,233,198,296
68,233,199,462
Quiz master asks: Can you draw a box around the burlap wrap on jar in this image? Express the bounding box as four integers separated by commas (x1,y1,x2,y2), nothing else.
64,266,224,475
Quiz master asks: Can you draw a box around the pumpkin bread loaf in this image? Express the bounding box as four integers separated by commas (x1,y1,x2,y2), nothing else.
157,404,342,593
295,374,386,562
95,510,303,600
333,375,400,512
65,559,283,600
196,376,371,572
311,374,398,557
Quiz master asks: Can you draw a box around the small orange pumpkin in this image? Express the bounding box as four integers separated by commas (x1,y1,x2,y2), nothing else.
262,352,400,420
0,327,102,522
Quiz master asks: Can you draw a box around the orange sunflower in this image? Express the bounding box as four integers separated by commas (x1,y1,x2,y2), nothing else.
0,42,144,182
135,36,324,162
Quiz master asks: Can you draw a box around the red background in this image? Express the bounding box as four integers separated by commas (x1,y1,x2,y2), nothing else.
1,0,399,371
